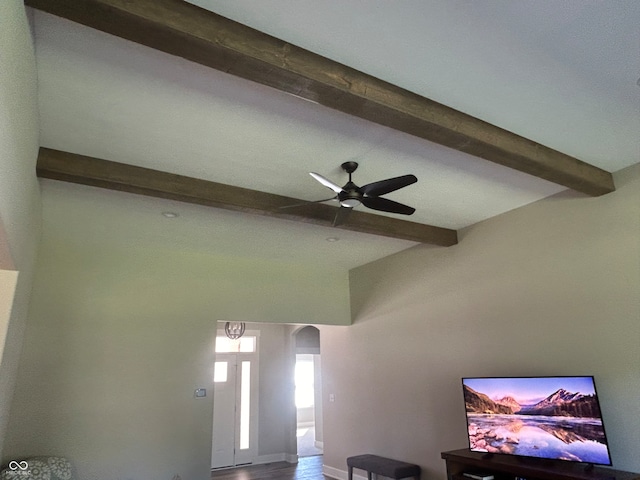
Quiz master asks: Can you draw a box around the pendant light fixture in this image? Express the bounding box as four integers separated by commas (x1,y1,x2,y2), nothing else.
224,321,246,340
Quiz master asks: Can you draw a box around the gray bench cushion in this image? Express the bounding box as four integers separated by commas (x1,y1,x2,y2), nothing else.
347,454,421,479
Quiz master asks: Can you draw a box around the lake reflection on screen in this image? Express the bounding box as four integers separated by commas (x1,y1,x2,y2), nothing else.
468,413,610,465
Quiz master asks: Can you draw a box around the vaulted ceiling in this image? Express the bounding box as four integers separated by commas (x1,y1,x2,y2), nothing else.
26,0,640,269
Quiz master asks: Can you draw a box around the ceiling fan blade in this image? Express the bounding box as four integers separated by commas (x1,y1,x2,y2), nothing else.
310,172,344,193
362,196,415,215
361,174,417,197
332,206,353,226
279,197,337,209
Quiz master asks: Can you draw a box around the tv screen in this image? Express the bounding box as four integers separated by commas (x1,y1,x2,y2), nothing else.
462,376,612,466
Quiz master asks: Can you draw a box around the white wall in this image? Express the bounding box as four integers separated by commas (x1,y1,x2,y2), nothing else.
321,164,640,479
0,0,41,459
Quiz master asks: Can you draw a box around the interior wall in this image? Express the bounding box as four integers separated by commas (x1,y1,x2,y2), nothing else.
0,218,16,271
3,238,347,479
251,323,297,460
321,164,640,479
0,0,41,459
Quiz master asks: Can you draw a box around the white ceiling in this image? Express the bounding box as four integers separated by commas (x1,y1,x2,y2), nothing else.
32,1,640,270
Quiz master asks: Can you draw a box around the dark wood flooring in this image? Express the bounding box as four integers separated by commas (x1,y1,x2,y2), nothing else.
210,455,332,480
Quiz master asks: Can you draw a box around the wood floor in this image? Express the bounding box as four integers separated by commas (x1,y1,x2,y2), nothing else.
210,455,333,480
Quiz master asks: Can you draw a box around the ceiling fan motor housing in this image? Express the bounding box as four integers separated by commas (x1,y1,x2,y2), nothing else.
339,162,362,207
338,181,362,207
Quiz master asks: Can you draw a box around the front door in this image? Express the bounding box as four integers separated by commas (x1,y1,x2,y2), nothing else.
211,335,257,469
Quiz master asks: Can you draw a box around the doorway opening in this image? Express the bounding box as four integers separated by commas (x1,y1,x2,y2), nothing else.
294,326,323,457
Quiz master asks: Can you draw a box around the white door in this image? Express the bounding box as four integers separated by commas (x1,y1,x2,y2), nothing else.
211,335,258,469
211,354,236,468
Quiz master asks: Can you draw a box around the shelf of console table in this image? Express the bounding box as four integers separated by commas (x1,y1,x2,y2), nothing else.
442,449,640,480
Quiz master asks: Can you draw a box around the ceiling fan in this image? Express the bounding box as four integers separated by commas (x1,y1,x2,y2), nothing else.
286,161,418,226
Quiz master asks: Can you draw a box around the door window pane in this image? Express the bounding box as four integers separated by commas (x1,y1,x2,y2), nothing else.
215,336,256,353
214,362,228,383
239,361,251,450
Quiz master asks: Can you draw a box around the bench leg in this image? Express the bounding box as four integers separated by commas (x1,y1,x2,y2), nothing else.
348,467,353,480
367,473,372,480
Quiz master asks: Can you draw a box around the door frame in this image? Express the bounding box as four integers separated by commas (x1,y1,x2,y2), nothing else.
211,329,260,468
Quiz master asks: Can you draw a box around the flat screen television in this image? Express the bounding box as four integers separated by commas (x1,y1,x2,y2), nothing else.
462,376,612,466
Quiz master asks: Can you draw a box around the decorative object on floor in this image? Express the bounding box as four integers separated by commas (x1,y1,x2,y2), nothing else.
347,454,420,480
224,321,245,339
0,456,75,480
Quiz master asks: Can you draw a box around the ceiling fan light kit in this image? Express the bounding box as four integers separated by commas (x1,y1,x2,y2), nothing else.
340,198,361,208
308,161,418,226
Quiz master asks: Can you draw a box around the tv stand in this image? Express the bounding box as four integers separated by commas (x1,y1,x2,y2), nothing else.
441,449,640,480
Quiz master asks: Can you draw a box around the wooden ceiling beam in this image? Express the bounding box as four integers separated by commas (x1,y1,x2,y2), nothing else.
36,148,458,246
25,0,615,197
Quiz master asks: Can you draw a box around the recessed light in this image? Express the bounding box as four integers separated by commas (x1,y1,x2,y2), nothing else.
326,237,339,242
162,211,179,218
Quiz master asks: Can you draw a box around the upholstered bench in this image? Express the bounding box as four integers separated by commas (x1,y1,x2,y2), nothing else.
347,454,421,480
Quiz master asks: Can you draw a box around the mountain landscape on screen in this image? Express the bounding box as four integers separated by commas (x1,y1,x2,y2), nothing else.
464,386,603,418
462,377,612,465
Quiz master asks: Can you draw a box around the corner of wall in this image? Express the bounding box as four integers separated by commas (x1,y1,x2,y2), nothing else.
0,0,42,460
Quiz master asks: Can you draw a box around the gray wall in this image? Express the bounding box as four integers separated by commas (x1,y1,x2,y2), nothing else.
252,323,297,459
321,164,640,479
2,238,347,479
0,0,41,459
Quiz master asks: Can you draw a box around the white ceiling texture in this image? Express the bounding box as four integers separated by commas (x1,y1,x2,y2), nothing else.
33,0,640,270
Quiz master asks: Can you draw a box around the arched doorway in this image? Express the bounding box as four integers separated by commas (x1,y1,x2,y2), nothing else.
294,326,323,457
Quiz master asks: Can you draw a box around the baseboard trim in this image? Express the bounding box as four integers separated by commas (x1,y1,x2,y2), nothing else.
253,453,298,465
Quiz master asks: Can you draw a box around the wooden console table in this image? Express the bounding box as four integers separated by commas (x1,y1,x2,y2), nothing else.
441,449,640,480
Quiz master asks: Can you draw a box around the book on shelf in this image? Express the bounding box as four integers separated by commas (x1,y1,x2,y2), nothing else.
463,472,495,480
